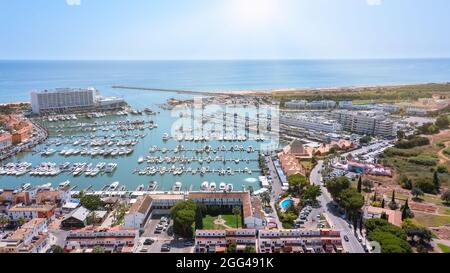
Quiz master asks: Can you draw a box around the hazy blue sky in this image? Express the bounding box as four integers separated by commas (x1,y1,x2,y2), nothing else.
0,0,449,60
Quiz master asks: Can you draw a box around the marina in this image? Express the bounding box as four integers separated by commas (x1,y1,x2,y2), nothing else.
1,102,266,192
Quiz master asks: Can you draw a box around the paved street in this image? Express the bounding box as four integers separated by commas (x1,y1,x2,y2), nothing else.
310,161,365,253
265,154,283,228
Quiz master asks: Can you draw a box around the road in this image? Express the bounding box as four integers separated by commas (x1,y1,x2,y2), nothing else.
265,155,283,228
310,161,365,253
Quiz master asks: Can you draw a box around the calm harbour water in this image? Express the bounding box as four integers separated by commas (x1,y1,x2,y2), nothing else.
1,59,450,191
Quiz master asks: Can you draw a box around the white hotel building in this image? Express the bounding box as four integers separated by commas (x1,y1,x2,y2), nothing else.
280,114,342,134
31,88,96,114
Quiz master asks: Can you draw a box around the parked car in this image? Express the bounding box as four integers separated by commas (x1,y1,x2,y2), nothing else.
344,235,349,242
161,244,171,252
144,239,154,246
184,241,194,247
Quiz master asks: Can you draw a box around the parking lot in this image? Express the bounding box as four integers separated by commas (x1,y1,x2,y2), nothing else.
135,214,194,253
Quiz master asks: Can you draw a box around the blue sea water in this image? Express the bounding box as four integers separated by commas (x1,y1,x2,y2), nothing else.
0,59,449,191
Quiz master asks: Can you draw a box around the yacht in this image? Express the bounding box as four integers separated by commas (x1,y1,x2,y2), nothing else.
58,181,71,189
226,184,234,192
173,182,182,192
201,181,209,191
108,182,120,191
148,181,158,191
136,184,145,191
162,133,170,142
219,182,226,192
138,157,144,164
209,182,217,192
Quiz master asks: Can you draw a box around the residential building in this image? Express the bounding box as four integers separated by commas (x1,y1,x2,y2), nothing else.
123,194,184,229
0,133,12,151
258,229,343,253
195,229,257,253
64,227,138,253
0,218,49,253
285,100,336,110
332,110,396,137
281,114,342,134
7,204,55,222
123,195,153,229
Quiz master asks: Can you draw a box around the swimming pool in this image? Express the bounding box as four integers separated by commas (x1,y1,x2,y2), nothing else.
280,198,294,210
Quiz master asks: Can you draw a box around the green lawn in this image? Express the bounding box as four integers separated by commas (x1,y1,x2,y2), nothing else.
201,214,242,230
438,243,450,253
413,212,450,227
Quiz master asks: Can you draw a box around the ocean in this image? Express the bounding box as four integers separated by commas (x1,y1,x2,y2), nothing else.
0,59,449,191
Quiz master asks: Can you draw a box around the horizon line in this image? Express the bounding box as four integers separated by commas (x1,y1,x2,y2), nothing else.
1,57,450,62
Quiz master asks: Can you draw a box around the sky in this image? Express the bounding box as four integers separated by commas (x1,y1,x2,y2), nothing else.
0,0,449,60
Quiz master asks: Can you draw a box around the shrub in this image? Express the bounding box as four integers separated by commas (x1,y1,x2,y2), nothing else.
408,155,438,166
437,165,448,174
394,137,430,149
384,148,420,157
415,179,436,194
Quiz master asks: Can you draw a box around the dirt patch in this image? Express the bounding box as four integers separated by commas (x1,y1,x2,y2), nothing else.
431,226,450,240
410,201,438,214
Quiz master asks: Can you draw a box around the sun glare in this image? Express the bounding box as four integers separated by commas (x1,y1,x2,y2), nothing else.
226,0,283,26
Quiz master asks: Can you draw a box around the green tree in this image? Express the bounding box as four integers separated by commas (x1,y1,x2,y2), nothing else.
401,199,414,220
339,188,364,219
261,191,271,207
397,130,406,140
389,191,398,210
360,135,372,144
435,115,450,129
17,217,26,227
232,206,242,229
288,174,309,197
362,180,374,192
227,242,237,253
93,245,105,253
302,185,322,203
243,246,256,253
0,214,9,231
170,200,197,239
357,176,362,193
411,187,424,200
433,171,441,193
195,206,204,230
50,245,65,253
326,176,351,200
441,190,450,205
80,195,104,211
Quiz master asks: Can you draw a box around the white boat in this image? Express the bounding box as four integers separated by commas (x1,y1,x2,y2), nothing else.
209,182,217,192
173,182,182,191
219,182,226,191
201,181,209,191
138,157,144,164
58,180,71,189
148,181,158,191
22,183,32,191
109,182,120,191
136,184,145,191
162,133,170,141
226,184,234,192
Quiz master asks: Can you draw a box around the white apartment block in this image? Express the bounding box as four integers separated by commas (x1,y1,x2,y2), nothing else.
64,228,138,252
31,88,96,114
332,110,396,137
281,114,342,133
258,229,343,253
286,100,337,110
0,218,49,253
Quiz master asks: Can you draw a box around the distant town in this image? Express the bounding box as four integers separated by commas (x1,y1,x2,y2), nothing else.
1,83,450,254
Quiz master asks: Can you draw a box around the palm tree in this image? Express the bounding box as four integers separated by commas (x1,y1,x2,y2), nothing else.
232,206,241,228
261,191,271,207
16,217,26,227
0,214,9,231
